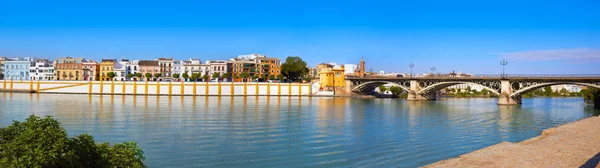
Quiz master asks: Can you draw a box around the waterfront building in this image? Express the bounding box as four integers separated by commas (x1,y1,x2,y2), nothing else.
254,55,281,79
229,58,257,82
127,60,139,80
99,59,116,81
182,59,210,81
172,60,183,80
314,63,335,79
0,57,7,79
138,60,159,81
55,57,85,81
112,59,130,81
447,83,484,92
206,60,228,80
319,65,346,88
343,64,357,75
158,58,174,80
82,61,99,81
29,59,55,80
3,57,36,80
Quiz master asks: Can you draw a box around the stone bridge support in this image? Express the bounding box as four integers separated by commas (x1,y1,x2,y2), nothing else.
498,80,522,105
407,80,436,101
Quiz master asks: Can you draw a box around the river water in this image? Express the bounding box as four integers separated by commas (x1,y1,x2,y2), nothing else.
1,93,598,167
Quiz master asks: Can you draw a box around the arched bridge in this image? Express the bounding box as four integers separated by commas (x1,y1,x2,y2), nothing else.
345,77,600,105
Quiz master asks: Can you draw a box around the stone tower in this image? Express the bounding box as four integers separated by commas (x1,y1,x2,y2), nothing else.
358,57,366,77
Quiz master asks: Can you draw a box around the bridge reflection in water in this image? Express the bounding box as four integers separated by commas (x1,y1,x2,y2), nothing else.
1,93,599,167
347,77,600,106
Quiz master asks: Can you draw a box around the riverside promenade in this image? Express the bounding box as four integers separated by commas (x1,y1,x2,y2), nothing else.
426,116,600,168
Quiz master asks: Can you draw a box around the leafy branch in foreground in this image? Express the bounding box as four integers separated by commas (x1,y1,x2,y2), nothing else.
0,115,146,168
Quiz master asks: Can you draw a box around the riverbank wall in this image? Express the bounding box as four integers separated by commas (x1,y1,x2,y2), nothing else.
426,116,600,167
0,80,316,96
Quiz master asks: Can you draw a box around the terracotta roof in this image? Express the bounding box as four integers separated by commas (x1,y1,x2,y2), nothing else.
138,60,159,66
157,58,174,60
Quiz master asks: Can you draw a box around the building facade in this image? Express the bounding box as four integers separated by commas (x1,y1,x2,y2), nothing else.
206,60,228,80
55,57,85,81
138,60,159,81
29,59,55,81
319,65,346,88
3,58,33,80
82,61,99,81
158,58,174,80
99,59,116,81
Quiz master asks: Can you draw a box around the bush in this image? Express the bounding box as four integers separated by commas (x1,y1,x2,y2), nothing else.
0,115,146,168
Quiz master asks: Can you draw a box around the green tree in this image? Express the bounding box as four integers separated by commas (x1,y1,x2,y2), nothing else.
466,86,472,93
543,86,553,96
252,75,259,81
378,85,387,92
212,72,220,79
222,73,230,79
0,115,146,167
389,86,403,96
144,73,152,81
190,73,200,82
172,73,180,79
269,75,275,80
202,74,209,81
240,72,250,80
127,73,135,79
106,72,116,81
153,73,162,78
135,73,142,78
277,74,284,81
281,56,309,82
181,73,189,81
303,76,312,83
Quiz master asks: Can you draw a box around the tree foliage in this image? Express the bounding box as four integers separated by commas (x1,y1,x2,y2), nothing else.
240,72,249,79
0,115,146,168
190,73,201,81
181,73,189,80
172,73,180,79
281,56,309,82
144,73,152,80
127,73,135,79
378,85,387,92
106,72,116,80
212,72,220,79
389,86,404,96
153,73,162,78
134,73,142,78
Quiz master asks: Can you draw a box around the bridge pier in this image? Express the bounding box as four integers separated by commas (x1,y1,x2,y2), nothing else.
407,80,436,101
498,80,522,105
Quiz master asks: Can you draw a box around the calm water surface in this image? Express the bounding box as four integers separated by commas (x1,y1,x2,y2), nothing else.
1,93,598,167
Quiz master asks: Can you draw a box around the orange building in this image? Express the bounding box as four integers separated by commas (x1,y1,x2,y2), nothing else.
55,57,86,81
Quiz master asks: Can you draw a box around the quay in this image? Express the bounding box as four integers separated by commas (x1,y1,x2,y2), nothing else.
0,80,315,96
426,116,600,168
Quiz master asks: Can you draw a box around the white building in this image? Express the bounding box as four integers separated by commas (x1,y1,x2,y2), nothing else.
112,59,130,81
172,60,183,78
206,60,228,78
447,83,485,92
343,64,357,74
128,60,139,76
29,59,55,81
183,59,210,81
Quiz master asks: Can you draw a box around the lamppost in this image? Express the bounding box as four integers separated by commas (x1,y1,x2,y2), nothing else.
500,60,508,78
409,63,415,78
431,66,436,76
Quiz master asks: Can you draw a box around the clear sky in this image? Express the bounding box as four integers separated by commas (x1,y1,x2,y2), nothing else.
1,0,599,74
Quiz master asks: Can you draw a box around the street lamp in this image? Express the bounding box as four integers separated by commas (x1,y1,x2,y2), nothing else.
431,66,436,76
500,60,508,78
409,63,415,78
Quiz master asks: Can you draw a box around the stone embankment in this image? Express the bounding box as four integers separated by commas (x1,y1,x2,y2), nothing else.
426,116,600,168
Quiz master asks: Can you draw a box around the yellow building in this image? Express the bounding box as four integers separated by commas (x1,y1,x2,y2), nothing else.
55,57,86,81
99,59,116,81
319,65,345,88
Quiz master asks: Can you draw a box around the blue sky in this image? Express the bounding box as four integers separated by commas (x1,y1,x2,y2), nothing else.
1,0,599,74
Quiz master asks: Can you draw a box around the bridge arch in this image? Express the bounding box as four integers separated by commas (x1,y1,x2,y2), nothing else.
417,81,501,95
352,81,410,94
510,82,600,97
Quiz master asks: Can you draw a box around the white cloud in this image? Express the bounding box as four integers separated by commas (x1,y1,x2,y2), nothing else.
500,48,600,61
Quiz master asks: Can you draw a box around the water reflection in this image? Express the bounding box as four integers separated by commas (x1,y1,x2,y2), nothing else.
0,94,598,167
